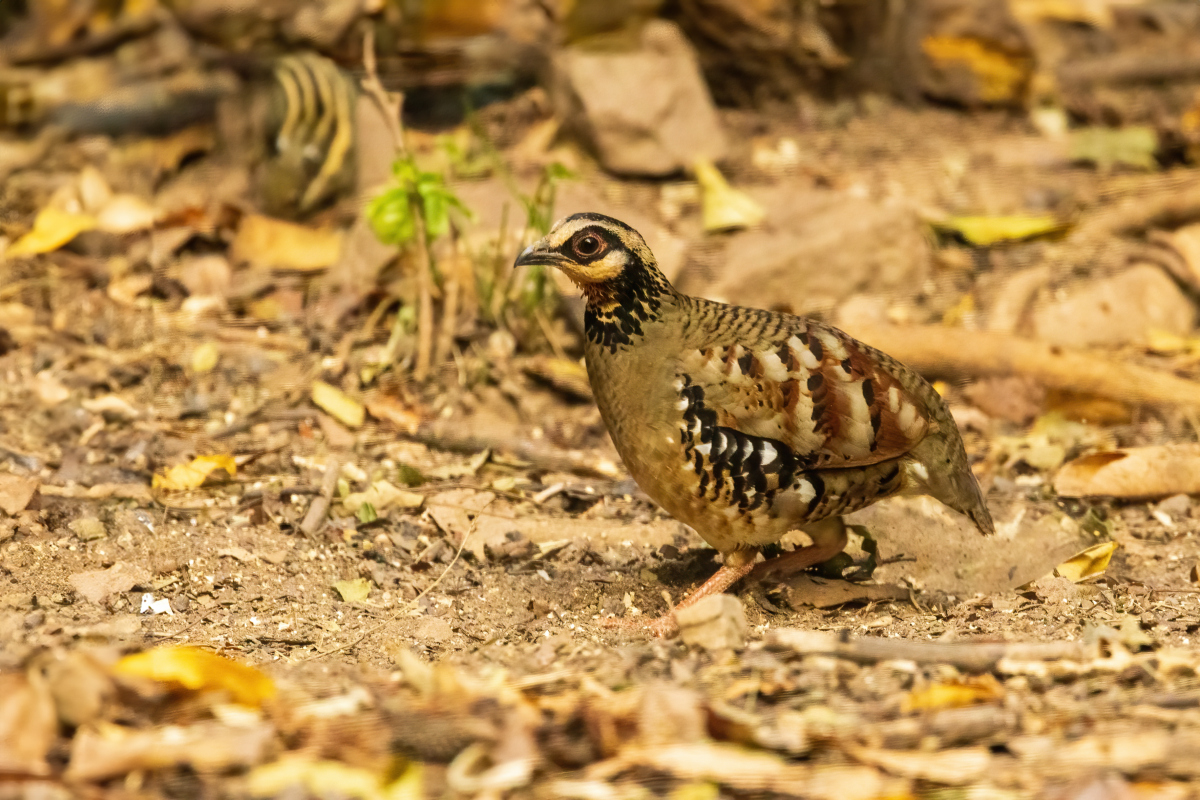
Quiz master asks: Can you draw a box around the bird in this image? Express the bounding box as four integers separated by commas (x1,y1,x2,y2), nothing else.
514,212,994,637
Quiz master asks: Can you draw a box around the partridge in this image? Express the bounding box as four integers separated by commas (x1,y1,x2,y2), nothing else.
515,213,993,637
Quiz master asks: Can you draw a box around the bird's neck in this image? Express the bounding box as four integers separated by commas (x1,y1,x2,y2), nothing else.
582,264,674,353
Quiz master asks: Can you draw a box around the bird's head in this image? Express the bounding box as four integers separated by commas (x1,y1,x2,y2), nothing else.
513,212,670,308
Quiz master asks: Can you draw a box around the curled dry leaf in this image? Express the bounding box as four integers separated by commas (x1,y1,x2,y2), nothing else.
1055,541,1119,582
69,562,151,605
1054,445,1200,499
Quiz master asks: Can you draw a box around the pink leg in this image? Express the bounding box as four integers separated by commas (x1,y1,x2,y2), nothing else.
749,517,848,582
600,550,758,638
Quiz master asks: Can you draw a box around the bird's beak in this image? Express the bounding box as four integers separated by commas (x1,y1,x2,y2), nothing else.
513,238,566,270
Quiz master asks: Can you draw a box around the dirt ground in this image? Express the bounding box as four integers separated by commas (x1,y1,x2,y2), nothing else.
4,91,1200,797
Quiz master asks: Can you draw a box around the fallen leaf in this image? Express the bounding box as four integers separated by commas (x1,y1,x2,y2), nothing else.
0,671,57,774
341,480,424,514
7,206,98,257
333,578,372,602
365,395,422,433
39,483,152,502
0,474,39,515
66,719,274,781
1055,541,1119,582
231,214,344,271
1010,0,1115,28
80,394,139,421
70,562,151,605
784,574,910,609
847,744,991,785
96,194,159,234
921,36,1029,103
191,342,219,373
33,370,70,405
901,674,1004,713
312,381,364,428
933,214,1063,246
694,158,764,232
1055,445,1200,499
248,754,423,800
152,454,236,491
113,645,276,707
1070,126,1158,171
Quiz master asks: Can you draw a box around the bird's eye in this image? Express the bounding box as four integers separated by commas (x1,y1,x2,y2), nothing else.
573,234,604,258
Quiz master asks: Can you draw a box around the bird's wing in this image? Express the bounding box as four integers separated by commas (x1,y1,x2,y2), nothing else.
677,317,932,470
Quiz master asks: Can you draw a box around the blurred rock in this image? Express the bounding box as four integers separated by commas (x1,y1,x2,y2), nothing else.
552,20,726,176
676,593,746,651
699,189,929,317
1030,264,1196,348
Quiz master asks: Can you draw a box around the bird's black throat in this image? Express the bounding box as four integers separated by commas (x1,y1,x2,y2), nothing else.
582,258,673,354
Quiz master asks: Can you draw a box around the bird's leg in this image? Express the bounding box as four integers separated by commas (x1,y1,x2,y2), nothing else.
749,516,848,583
600,548,759,638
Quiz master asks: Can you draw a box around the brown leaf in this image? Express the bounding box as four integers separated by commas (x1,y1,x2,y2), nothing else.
69,562,151,605
1054,445,1200,499
0,474,39,515
66,720,273,781
230,214,344,272
0,671,57,774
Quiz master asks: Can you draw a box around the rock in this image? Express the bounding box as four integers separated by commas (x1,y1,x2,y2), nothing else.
675,594,746,651
552,20,726,176
698,189,929,317
1030,264,1196,348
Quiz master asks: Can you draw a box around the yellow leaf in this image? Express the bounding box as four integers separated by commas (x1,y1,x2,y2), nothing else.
230,214,344,271
114,645,275,706
152,454,236,491
191,342,220,374
934,215,1064,246
7,207,98,257
333,578,372,602
312,380,365,428
902,674,1003,713
921,36,1030,103
1069,126,1158,171
1055,541,1118,582
249,754,423,800
694,158,764,233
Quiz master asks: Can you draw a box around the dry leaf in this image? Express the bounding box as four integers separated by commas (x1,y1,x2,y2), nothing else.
113,645,276,707
191,341,220,373
0,671,57,774
1055,445,1200,499
342,480,423,514
933,215,1063,246
96,193,160,234
66,720,274,781
1167,222,1200,288
694,158,764,232
33,370,70,405
248,754,423,800
847,744,991,785
231,214,344,271
1070,126,1158,171
1055,541,1118,582
902,674,1004,713
333,578,372,602
152,454,237,491
69,562,151,605
0,474,39,515
7,206,98,257
312,381,364,428
365,395,422,434
920,36,1029,103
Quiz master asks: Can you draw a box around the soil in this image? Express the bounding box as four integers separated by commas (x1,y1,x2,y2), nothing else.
2,98,1200,798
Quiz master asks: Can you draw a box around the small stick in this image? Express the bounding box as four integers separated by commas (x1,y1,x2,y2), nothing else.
843,324,1200,411
767,629,1088,672
299,457,340,537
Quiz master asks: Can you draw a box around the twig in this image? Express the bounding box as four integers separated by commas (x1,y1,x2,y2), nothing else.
1058,52,1200,87
767,629,1088,673
360,28,435,382
299,497,492,661
842,324,1200,411
299,457,340,537
433,278,459,372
